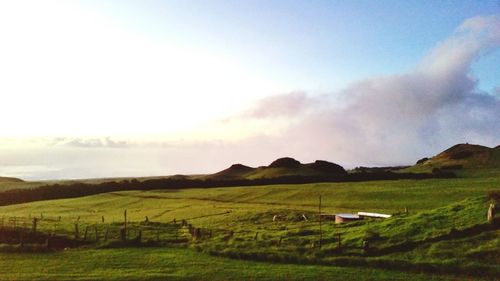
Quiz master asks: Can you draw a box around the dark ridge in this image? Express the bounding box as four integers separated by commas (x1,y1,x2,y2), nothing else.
268,157,301,168
307,160,347,174
352,166,410,173
227,164,254,172
208,164,256,180
212,164,254,176
169,174,189,180
441,143,490,155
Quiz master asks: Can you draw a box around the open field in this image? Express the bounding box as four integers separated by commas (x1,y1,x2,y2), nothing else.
0,171,499,280
1,174,498,222
0,247,471,281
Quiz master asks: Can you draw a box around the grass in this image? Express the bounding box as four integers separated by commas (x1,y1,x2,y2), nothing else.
0,174,498,280
0,176,498,239
0,247,486,281
0,176,498,229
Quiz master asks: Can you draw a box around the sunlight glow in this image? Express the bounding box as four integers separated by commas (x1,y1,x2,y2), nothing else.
0,1,284,138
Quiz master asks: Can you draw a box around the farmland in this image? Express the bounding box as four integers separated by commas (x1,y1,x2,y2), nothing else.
0,169,498,280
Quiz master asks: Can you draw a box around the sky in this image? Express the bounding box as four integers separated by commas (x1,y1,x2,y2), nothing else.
0,0,499,180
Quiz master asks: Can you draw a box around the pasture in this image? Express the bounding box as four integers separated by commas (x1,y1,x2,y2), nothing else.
0,173,498,280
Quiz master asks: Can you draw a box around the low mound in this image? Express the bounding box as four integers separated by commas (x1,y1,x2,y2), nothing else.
208,164,256,180
268,157,302,168
0,177,24,183
307,160,347,174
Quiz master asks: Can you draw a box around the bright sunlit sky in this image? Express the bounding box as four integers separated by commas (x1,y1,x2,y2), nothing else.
1,1,499,180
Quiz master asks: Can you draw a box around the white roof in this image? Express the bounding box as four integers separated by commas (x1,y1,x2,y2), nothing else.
336,213,360,219
357,212,391,218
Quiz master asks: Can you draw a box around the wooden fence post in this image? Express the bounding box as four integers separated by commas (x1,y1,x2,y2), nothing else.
137,230,142,242
32,218,38,233
124,210,127,234
83,226,89,241
95,226,99,242
74,224,80,239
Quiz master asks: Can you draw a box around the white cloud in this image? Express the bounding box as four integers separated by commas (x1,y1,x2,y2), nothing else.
1,14,499,179
229,14,500,165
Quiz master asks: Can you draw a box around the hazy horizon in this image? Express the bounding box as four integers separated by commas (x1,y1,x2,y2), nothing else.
1,1,499,180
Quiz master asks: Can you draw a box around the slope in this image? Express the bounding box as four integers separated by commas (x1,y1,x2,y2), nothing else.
405,143,500,173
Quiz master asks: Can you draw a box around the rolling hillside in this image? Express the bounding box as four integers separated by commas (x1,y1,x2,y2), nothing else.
0,177,497,280
404,143,500,173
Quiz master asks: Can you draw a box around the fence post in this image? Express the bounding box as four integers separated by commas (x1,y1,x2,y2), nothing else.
74,224,80,239
137,230,142,242
83,226,89,241
32,218,38,233
95,226,99,242
104,228,109,241
124,210,127,234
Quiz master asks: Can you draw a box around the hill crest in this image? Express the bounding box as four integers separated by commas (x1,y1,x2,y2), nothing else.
206,157,346,180
0,176,24,183
410,143,500,172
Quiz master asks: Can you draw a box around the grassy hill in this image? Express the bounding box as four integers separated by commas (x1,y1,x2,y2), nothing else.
0,176,23,183
205,157,347,180
403,143,500,174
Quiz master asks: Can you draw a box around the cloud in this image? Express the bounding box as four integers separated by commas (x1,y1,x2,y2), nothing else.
232,14,500,165
2,15,500,180
47,137,129,148
240,91,318,119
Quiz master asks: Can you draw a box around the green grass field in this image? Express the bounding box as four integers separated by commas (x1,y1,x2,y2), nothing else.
0,247,473,281
0,169,499,280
